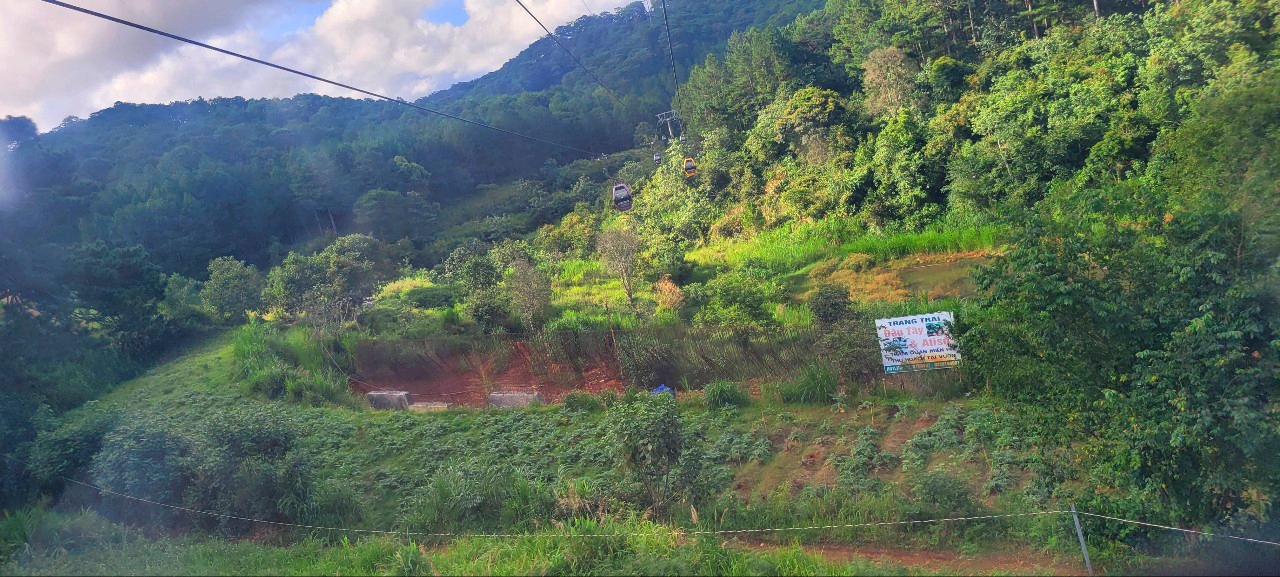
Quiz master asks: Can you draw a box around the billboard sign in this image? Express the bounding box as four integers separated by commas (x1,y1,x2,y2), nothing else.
874,312,960,374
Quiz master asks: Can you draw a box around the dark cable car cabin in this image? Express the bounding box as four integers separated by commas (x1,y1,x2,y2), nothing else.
683,156,697,178
654,152,662,164
612,182,633,211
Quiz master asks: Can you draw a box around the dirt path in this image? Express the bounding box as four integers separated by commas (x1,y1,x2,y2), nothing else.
729,538,1081,575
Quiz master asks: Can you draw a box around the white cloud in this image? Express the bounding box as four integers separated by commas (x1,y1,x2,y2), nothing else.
0,0,625,132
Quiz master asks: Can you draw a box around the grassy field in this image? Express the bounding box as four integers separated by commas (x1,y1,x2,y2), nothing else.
687,219,1001,274
5,509,981,576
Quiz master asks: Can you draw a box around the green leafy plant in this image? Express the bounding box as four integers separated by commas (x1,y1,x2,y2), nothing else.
780,363,839,404
703,380,750,409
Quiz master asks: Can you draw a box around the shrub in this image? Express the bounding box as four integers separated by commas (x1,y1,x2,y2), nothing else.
90,418,195,527
808,283,851,325
561,391,604,413
653,275,685,312
200,256,265,324
403,285,455,309
817,314,882,386
464,288,514,334
243,360,293,399
910,470,981,518
608,394,684,514
703,381,749,409
398,466,555,536
186,407,318,535
27,403,121,493
780,363,839,404
0,506,48,564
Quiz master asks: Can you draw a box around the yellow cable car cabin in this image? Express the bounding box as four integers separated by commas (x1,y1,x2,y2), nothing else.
683,156,697,178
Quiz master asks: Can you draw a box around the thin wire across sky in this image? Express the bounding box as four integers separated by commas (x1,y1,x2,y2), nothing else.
38,0,604,157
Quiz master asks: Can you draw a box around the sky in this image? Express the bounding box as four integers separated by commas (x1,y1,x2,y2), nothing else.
0,0,627,132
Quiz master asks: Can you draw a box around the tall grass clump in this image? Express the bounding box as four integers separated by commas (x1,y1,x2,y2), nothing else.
780,363,839,404
281,327,330,373
838,225,1000,261
773,303,815,328
1,506,48,564
230,322,360,408
561,390,604,413
557,258,605,284
703,381,750,409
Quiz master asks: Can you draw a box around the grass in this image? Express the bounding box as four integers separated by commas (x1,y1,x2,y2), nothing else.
375,272,436,301
772,302,815,328
688,217,852,272
835,226,1001,261
688,217,1002,275
4,511,947,576
555,258,606,285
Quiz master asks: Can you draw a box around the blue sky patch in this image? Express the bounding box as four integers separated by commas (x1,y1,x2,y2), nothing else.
259,0,329,40
422,0,469,26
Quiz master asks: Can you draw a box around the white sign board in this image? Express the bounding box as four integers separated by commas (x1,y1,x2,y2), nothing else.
874,312,960,374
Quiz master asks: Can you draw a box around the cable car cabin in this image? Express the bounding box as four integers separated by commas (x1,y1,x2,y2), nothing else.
683,157,697,178
612,182,633,211
653,152,662,164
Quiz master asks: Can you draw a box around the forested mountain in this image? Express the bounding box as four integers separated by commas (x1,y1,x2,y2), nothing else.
0,0,822,279
2,0,1280,567
423,0,824,106
0,0,828,508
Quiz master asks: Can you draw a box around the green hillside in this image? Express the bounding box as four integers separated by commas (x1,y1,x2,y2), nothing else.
3,0,1280,574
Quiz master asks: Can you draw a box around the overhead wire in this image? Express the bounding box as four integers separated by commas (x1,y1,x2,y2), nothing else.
510,0,627,108
38,0,603,157
657,0,680,89
1075,511,1280,547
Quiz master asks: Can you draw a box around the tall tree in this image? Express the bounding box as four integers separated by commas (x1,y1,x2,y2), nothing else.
597,227,644,305
63,242,167,354
200,257,265,324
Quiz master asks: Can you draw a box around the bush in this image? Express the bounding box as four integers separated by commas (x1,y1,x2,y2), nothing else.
808,283,851,325
398,466,555,536
817,315,882,386
403,285,455,309
27,404,121,493
561,391,604,413
703,381,749,409
0,506,48,564
186,407,317,535
910,470,981,518
464,288,515,334
780,363,839,404
90,418,195,527
608,394,684,514
232,323,360,408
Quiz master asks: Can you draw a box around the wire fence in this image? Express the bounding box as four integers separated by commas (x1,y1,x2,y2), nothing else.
9,455,1277,549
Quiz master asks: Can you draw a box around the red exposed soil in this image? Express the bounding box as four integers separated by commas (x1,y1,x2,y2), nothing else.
351,340,627,408
730,538,1079,575
882,415,938,453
